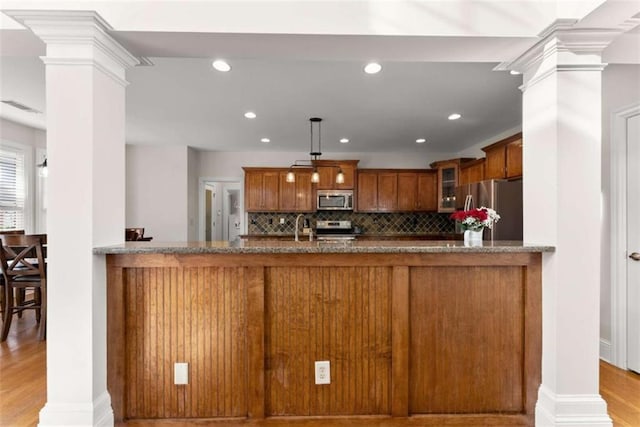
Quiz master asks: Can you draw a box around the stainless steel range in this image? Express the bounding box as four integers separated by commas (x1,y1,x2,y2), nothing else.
315,220,356,241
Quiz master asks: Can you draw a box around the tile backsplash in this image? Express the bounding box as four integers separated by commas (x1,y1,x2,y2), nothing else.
248,211,455,235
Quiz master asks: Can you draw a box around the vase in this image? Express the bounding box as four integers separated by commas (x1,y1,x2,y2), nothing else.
463,229,483,246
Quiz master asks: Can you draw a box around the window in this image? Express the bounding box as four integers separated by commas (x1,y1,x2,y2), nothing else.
0,146,26,230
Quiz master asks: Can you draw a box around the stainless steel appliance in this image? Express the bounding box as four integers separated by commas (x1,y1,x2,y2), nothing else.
454,179,523,240
316,190,354,211
315,220,356,240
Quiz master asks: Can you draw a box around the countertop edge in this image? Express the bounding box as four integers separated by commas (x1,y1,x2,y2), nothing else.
94,241,555,255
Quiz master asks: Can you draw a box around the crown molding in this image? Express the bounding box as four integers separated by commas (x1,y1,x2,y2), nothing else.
502,18,628,75
3,10,139,84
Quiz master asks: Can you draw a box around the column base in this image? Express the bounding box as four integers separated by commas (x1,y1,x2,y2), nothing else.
535,385,612,426
38,391,114,427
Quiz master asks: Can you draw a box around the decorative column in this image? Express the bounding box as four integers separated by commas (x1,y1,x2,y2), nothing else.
508,20,624,427
6,11,138,426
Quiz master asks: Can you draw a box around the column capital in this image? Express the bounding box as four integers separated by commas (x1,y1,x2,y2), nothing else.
4,10,139,86
496,17,638,79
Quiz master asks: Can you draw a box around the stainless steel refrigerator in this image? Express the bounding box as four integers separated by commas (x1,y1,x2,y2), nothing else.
454,179,523,241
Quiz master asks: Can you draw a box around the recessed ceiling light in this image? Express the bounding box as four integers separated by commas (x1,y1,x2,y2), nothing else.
416,138,426,144
244,111,256,119
340,138,349,144
260,138,270,143
212,59,231,72
364,62,382,74
510,70,521,75
448,113,462,120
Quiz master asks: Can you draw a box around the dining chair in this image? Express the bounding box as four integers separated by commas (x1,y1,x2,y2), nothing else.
0,234,47,341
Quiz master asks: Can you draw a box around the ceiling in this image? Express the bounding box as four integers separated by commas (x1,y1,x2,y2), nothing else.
0,1,636,155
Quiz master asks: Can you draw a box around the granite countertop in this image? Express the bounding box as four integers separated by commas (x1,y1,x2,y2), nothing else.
94,240,554,255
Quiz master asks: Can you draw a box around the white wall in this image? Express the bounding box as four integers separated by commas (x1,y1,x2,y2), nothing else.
600,64,640,347
187,147,198,240
126,145,189,241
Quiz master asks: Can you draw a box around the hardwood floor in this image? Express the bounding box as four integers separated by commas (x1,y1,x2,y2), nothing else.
1,312,639,426
0,311,46,427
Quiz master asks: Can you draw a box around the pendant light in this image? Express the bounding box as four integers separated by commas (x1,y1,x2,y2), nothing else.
309,117,322,183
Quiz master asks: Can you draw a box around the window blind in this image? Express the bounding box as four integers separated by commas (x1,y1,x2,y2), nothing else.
0,147,26,230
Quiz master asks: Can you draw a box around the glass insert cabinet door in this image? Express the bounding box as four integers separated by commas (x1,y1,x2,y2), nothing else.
438,163,458,213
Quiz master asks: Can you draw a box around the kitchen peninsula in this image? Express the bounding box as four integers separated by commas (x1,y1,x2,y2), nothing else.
97,240,552,426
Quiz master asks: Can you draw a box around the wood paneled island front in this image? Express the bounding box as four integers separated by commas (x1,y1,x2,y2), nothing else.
96,240,553,426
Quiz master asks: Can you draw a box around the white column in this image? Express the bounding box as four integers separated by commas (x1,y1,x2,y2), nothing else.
509,20,623,427
6,11,138,426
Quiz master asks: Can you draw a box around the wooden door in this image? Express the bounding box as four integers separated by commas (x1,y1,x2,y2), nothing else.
416,172,437,212
279,172,296,211
506,139,523,178
397,173,418,211
377,173,398,212
245,171,264,211
437,163,458,213
317,166,336,190
468,160,485,183
295,172,313,211
356,172,378,212
335,164,355,190
262,172,280,211
484,147,506,180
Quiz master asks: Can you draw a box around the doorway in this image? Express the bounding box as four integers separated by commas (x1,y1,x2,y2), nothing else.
611,103,640,372
200,179,243,241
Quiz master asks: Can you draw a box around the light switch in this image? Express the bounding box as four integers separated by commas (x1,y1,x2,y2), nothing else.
174,362,188,385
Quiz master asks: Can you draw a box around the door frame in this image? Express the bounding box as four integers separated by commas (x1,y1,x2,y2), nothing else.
610,102,640,369
198,176,244,241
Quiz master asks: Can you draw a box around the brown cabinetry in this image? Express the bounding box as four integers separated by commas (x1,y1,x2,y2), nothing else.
482,133,523,180
279,171,313,212
358,169,436,212
314,160,358,190
459,158,485,185
430,159,474,213
244,168,280,212
397,171,438,212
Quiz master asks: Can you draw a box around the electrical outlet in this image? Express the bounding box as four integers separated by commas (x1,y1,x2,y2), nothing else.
314,361,330,385
280,218,285,224
174,362,188,385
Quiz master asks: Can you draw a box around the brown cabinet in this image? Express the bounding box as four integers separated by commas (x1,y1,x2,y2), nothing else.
356,171,378,212
397,171,438,212
482,133,523,180
377,172,398,212
459,158,485,185
243,168,280,212
279,171,313,212
430,159,475,213
314,160,358,190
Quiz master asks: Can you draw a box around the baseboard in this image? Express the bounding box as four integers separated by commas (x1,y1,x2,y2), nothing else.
535,385,612,426
600,338,612,363
38,391,114,426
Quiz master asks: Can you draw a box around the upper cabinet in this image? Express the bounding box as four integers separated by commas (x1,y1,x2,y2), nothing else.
357,170,398,212
459,159,485,186
279,171,314,212
430,159,474,213
482,133,523,180
357,169,436,213
244,168,280,212
313,160,358,190
397,171,438,212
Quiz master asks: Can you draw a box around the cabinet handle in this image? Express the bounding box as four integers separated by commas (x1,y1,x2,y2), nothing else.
630,252,640,261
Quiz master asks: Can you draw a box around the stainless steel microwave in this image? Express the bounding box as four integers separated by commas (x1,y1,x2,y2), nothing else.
316,190,354,210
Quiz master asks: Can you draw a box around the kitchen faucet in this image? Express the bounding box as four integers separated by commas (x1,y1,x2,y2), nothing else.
294,214,304,242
